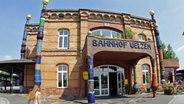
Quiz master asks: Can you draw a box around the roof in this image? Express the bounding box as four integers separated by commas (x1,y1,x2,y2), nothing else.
0,59,35,73
163,59,179,69
0,59,35,64
44,8,152,21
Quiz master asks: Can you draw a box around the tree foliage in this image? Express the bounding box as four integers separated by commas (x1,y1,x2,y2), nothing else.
122,27,135,39
162,43,178,60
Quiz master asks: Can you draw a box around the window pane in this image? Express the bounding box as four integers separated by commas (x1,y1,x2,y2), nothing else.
146,72,149,83
59,30,68,49
101,73,108,88
102,29,111,38
59,37,63,48
63,66,67,71
59,31,64,35
92,31,101,36
64,37,68,48
94,77,99,89
91,29,121,39
143,65,149,71
94,90,99,95
58,66,62,71
64,30,68,35
142,65,149,84
139,35,146,41
112,31,120,38
58,65,68,88
58,73,62,87
63,73,68,87
143,72,145,83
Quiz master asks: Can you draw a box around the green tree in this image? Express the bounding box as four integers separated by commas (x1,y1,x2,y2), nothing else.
122,27,135,39
162,43,178,60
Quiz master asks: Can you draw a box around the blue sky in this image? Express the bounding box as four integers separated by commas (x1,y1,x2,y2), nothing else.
0,0,184,70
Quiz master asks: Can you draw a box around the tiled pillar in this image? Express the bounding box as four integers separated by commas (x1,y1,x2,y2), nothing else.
20,15,31,59
150,10,165,83
88,56,95,104
151,58,158,97
34,0,48,85
133,64,138,94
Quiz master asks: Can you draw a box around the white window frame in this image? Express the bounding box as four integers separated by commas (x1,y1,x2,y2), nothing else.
57,65,68,88
142,65,149,84
58,30,68,49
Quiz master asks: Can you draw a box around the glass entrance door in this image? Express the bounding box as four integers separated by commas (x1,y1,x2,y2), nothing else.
117,72,123,95
94,65,125,96
94,72,109,96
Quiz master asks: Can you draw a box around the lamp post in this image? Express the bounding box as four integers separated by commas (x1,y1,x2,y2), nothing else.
34,0,49,86
150,10,165,84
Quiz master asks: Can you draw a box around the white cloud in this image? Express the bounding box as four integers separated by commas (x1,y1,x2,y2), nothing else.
3,55,13,60
175,45,184,70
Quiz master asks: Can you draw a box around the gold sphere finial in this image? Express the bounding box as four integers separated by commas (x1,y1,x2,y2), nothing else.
42,0,49,5
26,14,31,20
149,10,155,16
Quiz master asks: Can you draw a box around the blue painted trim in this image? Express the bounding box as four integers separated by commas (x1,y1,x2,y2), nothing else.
35,57,41,64
36,40,42,55
34,70,41,84
88,92,95,104
88,56,94,80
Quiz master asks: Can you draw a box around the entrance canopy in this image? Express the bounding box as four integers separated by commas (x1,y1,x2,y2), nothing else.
83,35,156,61
0,59,35,74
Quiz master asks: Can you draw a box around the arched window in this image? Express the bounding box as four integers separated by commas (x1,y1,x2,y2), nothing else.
142,65,150,84
57,65,68,88
91,29,121,39
58,30,68,49
138,34,146,41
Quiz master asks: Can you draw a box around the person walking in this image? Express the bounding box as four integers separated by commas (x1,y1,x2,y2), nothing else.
27,85,41,104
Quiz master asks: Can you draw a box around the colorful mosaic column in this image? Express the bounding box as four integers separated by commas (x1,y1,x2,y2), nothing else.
20,15,31,59
34,0,49,85
20,15,31,93
88,56,95,104
133,64,138,93
150,10,165,83
151,58,158,97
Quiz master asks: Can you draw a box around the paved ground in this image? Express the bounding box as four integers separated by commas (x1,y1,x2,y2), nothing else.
1,92,184,104
168,94,184,104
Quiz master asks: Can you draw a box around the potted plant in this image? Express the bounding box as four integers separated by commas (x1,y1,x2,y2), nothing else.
164,82,174,95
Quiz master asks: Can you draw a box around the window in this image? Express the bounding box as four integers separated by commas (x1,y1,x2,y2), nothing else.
142,65,149,84
58,30,68,49
138,34,146,41
57,65,68,88
91,29,121,38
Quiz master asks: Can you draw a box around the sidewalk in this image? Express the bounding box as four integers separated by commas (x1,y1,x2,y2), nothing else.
2,91,181,104
41,93,152,104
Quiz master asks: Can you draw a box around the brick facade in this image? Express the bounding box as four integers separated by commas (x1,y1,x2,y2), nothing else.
24,9,161,96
